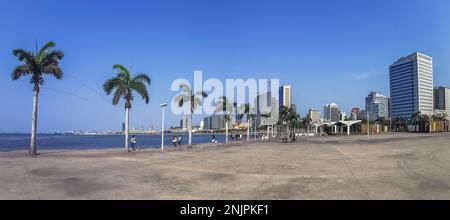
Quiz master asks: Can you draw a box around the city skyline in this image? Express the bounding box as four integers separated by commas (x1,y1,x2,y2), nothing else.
1,0,450,133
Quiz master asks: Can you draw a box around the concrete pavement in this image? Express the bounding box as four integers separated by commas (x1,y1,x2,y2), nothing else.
1,133,450,199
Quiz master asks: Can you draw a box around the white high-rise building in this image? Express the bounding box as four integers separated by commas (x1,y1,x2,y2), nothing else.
365,92,390,121
389,52,434,119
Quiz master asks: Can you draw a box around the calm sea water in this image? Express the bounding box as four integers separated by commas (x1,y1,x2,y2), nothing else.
0,133,227,152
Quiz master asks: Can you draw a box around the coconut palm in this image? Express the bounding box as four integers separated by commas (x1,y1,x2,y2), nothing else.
11,41,64,156
103,64,151,152
215,96,235,143
173,84,208,148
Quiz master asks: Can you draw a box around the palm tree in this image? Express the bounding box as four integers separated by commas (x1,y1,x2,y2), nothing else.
278,106,298,139
260,112,273,140
11,41,64,156
238,103,255,141
103,64,151,152
173,84,208,148
215,96,234,143
302,115,312,135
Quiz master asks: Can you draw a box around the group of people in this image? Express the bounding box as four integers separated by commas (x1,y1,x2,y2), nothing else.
230,132,246,141
172,135,183,147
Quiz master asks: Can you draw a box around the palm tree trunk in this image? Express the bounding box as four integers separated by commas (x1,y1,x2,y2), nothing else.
125,107,130,152
188,113,193,148
225,121,229,143
247,118,250,142
30,89,39,156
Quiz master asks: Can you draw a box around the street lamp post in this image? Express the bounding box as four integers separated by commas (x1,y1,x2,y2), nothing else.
367,111,370,139
160,103,168,152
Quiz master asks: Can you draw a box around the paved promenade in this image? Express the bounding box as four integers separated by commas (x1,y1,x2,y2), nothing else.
1,133,450,200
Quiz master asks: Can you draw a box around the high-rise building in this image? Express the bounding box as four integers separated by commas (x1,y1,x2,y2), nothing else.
279,85,292,109
365,92,390,121
351,108,361,120
202,115,226,130
308,109,320,123
434,86,450,113
199,120,204,130
324,103,339,122
180,115,188,130
121,122,125,133
389,52,434,119
255,92,279,127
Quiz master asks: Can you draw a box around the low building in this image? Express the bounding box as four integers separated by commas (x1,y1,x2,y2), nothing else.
308,109,320,123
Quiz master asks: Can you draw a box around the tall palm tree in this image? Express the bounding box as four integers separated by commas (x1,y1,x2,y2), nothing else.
238,103,255,141
173,84,208,148
215,96,234,143
278,106,297,138
302,115,312,135
103,64,151,152
260,112,273,139
11,41,64,156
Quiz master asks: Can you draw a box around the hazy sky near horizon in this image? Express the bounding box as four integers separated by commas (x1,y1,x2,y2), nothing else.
1,0,450,133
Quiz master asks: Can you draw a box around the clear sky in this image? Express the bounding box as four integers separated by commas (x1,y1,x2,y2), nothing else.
1,0,450,133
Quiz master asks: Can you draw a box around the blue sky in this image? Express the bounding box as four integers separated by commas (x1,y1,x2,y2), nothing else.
1,0,450,133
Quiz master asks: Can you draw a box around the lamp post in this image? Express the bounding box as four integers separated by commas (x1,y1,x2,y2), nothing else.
367,111,370,139
160,103,168,152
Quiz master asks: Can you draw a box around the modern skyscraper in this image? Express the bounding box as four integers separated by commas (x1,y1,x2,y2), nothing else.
434,86,450,113
279,85,292,109
365,92,390,121
324,103,339,122
389,52,434,119
308,109,320,123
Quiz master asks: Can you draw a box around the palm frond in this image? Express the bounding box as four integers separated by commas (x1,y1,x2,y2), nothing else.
103,78,126,95
112,87,126,105
42,65,63,79
11,64,32,80
133,73,151,85
193,97,203,109
113,64,131,80
37,42,56,62
38,42,56,55
179,84,192,95
12,49,34,62
194,91,208,98
132,81,150,104
173,94,191,109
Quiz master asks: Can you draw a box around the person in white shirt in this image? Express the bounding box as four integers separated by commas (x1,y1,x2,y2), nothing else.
131,135,137,151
